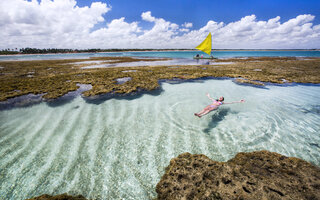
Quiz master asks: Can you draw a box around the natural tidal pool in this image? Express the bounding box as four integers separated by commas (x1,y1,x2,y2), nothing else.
0,79,320,199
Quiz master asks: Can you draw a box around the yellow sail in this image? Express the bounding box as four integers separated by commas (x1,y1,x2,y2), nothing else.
195,32,212,55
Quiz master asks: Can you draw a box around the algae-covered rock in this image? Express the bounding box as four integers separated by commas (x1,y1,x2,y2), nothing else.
1,57,320,102
26,193,87,200
156,150,320,200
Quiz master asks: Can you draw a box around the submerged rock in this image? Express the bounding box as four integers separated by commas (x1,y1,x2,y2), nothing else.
26,193,87,200
116,77,132,84
234,78,265,86
156,150,320,200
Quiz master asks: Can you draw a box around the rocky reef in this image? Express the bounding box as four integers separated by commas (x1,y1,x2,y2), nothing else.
156,150,320,200
25,150,320,200
1,57,320,101
26,193,87,200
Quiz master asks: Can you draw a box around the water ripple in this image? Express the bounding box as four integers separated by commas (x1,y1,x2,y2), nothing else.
0,80,319,199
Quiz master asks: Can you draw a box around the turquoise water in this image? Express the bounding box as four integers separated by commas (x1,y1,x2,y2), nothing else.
117,50,320,59
0,79,320,199
1,50,320,61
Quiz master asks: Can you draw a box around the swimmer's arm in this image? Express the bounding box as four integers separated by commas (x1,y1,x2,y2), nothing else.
206,93,216,102
223,99,245,104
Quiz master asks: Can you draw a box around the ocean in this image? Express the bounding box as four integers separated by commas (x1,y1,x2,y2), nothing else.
0,50,320,61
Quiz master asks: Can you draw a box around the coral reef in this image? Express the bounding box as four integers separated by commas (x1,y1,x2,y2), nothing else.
25,150,320,200
234,78,265,86
1,56,320,101
156,150,320,200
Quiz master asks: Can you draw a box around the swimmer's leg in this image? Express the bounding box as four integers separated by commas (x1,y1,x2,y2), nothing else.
195,106,211,116
198,109,211,117
195,108,210,117
199,106,218,117
196,109,207,115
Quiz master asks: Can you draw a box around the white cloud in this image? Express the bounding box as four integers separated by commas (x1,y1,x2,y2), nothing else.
0,1,319,49
88,17,141,48
180,28,190,32
0,0,111,48
136,12,180,48
141,11,156,22
182,22,193,28
179,22,193,32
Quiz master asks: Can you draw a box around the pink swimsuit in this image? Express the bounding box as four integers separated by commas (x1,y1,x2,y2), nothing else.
210,101,222,108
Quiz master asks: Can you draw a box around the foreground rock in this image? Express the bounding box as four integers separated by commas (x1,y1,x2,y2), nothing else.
26,193,87,200
156,150,320,200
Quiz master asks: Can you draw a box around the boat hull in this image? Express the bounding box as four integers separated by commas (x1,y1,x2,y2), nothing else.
193,56,217,60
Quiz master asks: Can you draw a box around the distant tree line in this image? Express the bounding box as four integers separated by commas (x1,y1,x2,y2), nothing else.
0,48,20,55
0,48,192,55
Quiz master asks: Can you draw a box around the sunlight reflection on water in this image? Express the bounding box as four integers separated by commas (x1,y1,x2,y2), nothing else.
0,79,319,199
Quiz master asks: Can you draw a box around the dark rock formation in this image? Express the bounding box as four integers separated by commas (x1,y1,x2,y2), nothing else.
26,193,87,200
156,150,320,200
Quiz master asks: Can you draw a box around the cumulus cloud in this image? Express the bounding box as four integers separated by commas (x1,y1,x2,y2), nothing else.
180,28,190,32
137,11,180,48
182,22,193,28
0,0,319,49
179,22,193,32
0,0,111,48
141,11,156,22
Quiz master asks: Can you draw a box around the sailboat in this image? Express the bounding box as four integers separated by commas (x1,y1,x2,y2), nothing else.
194,32,216,59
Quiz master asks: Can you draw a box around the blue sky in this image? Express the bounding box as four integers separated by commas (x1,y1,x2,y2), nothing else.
1,0,320,49
76,0,320,30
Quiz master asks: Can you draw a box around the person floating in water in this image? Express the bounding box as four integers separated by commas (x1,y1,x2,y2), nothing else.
194,93,245,118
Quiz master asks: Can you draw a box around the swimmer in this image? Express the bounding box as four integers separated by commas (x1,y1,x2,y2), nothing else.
194,93,245,118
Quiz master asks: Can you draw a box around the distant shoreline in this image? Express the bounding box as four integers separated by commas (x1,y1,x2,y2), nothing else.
0,49,319,56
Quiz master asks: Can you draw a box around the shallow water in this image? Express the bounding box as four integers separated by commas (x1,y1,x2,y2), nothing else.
1,50,320,61
0,79,320,199
80,58,229,69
